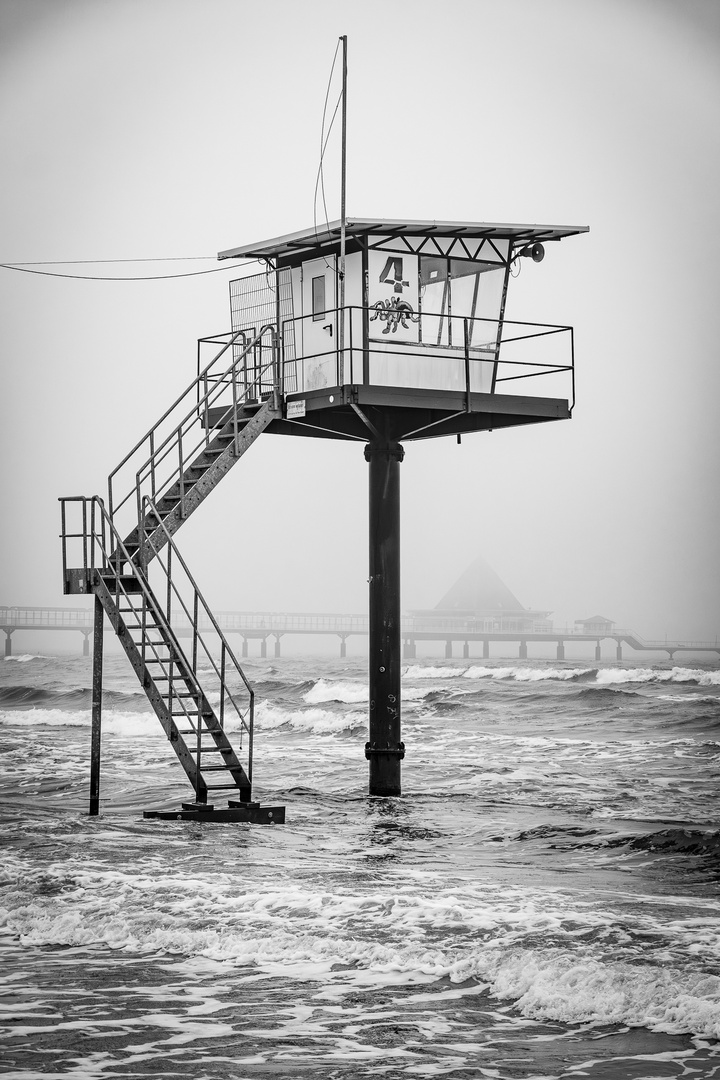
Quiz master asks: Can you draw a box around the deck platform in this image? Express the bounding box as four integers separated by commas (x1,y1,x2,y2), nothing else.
206,385,570,443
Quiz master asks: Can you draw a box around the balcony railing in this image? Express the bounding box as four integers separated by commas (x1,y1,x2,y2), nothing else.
212,306,574,406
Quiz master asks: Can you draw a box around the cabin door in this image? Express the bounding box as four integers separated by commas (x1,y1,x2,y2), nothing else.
301,257,337,390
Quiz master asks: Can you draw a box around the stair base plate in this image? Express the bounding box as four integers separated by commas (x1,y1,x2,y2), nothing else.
143,803,285,824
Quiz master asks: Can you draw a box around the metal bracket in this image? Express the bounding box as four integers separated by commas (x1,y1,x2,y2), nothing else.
365,741,405,759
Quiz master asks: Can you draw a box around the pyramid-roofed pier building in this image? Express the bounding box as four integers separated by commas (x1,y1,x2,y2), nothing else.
412,556,552,634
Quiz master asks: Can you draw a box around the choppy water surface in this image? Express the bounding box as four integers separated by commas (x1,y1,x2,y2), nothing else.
1,652,719,1078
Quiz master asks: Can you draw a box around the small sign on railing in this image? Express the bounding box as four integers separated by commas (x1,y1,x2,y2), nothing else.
287,400,306,418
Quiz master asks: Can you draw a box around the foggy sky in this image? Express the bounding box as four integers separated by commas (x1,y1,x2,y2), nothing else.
1,0,718,642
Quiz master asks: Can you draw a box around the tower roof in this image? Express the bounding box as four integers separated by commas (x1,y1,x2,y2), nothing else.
218,217,589,262
435,556,526,613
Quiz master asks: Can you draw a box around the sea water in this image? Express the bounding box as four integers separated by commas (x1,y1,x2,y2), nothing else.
1,651,719,1078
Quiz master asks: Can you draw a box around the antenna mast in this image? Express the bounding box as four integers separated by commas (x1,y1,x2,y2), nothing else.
338,34,347,384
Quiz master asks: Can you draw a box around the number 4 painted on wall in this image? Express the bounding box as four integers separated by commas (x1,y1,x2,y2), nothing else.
379,257,409,294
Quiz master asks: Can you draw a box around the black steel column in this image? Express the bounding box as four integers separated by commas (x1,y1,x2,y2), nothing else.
89,595,104,816
364,439,405,796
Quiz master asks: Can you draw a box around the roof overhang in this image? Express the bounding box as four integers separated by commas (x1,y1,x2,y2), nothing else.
217,217,589,263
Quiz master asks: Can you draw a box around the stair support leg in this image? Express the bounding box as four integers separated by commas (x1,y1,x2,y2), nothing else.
89,595,104,816
365,440,404,797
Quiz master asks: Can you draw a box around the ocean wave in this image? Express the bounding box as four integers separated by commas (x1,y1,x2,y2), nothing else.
2,654,48,663
0,708,161,737
463,666,596,682
575,686,641,700
304,679,431,705
3,868,719,1039
402,666,468,679
625,828,720,860
255,701,365,736
657,693,720,705
0,684,147,710
596,667,720,687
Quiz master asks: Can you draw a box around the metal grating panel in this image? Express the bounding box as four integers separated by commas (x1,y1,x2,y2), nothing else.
229,269,297,393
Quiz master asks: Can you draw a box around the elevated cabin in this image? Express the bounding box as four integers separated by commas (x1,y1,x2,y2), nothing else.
214,218,588,443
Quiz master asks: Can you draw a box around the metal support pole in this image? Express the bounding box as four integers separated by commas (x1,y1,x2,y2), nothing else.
4,631,12,657
89,595,104,816
365,439,404,796
338,34,347,385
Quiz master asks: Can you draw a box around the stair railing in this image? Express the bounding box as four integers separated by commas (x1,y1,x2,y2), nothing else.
108,324,279,541
59,495,254,791
139,496,254,778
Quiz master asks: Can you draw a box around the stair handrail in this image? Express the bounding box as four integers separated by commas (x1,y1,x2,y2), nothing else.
131,334,279,538
108,324,278,528
60,495,253,769
139,495,254,761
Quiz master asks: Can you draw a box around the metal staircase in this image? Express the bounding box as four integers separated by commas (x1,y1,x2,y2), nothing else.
60,326,281,814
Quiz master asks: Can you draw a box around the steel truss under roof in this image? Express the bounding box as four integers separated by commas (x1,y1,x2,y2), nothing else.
218,218,589,263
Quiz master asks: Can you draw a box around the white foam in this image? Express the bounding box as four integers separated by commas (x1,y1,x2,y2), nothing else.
2,654,47,663
402,666,467,679
304,679,431,705
304,679,368,704
254,701,364,735
0,708,158,737
596,667,720,686
463,666,593,682
658,693,720,704
4,869,719,1038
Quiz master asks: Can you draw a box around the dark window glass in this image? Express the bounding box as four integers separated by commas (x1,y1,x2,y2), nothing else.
312,276,326,321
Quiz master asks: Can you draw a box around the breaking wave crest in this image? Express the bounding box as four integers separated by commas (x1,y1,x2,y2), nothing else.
304,679,431,704
3,863,719,1039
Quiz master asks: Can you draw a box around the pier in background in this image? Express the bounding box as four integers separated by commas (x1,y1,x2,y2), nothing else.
2,605,717,662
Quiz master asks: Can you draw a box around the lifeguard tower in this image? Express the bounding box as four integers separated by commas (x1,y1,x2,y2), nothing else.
60,215,587,818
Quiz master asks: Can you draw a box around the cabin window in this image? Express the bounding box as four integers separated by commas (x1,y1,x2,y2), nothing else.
419,256,506,347
312,275,326,321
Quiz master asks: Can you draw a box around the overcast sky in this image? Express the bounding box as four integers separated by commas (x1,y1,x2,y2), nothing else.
1,0,718,642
